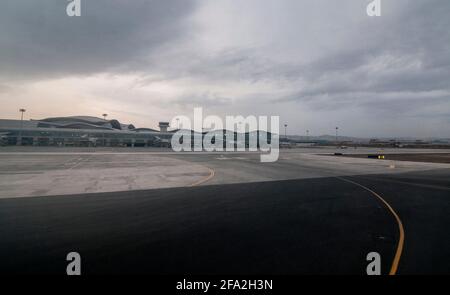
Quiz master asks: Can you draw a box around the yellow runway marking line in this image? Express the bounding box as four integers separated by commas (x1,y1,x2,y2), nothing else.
337,176,405,275
188,167,215,187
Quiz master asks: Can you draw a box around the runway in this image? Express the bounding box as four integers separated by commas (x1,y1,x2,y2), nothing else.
0,148,450,274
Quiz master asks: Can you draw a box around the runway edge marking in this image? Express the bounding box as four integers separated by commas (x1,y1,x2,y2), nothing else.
336,176,405,275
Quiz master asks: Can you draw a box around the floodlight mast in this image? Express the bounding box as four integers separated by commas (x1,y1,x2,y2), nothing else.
18,108,26,146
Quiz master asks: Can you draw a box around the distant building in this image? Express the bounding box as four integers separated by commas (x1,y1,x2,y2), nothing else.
0,116,172,147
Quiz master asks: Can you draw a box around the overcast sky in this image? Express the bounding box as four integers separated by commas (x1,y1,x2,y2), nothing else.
0,0,449,137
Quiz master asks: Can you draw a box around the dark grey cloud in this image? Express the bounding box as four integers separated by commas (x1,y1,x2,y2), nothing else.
261,0,450,117
1,0,449,137
0,0,197,80
134,0,450,107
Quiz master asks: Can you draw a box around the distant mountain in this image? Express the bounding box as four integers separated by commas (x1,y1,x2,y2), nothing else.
287,135,369,143
287,134,450,143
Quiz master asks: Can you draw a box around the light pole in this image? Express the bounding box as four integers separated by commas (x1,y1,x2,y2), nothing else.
19,109,26,146
19,109,26,128
335,127,339,145
284,124,288,139
101,114,108,146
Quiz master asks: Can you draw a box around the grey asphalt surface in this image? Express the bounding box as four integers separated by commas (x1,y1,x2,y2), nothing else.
4,147,450,198
1,167,449,274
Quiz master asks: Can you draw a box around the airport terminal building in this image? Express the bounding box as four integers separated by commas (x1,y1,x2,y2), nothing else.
0,116,173,147
0,115,272,148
